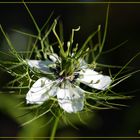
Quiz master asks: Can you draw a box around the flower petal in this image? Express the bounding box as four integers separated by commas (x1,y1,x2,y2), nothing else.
26,77,57,104
26,60,54,74
57,81,84,113
78,69,112,90
79,59,88,69
49,53,60,63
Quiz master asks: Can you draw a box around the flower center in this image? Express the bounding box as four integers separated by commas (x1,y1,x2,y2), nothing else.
63,73,79,82
51,57,80,82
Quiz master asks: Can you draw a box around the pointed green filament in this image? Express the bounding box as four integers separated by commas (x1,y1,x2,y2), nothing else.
59,57,79,81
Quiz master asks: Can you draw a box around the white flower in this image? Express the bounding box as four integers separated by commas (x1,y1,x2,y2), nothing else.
26,54,112,113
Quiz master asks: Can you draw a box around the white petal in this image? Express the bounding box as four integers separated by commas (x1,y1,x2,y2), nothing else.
78,69,112,90
79,59,88,69
57,82,84,113
49,53,60,63
26,77,56,104
26,60,54,73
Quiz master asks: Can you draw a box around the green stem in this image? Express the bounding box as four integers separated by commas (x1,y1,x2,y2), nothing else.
50,116,60,140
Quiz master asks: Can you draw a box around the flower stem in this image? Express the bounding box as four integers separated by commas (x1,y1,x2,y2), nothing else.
50,116,60,140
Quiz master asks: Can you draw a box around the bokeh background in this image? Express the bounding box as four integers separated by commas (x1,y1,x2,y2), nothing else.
0,1,140,139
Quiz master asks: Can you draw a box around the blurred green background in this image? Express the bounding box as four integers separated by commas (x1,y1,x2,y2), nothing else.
0,1,140,139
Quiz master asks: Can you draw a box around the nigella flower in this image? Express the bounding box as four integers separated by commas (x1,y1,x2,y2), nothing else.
26,53,112,113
